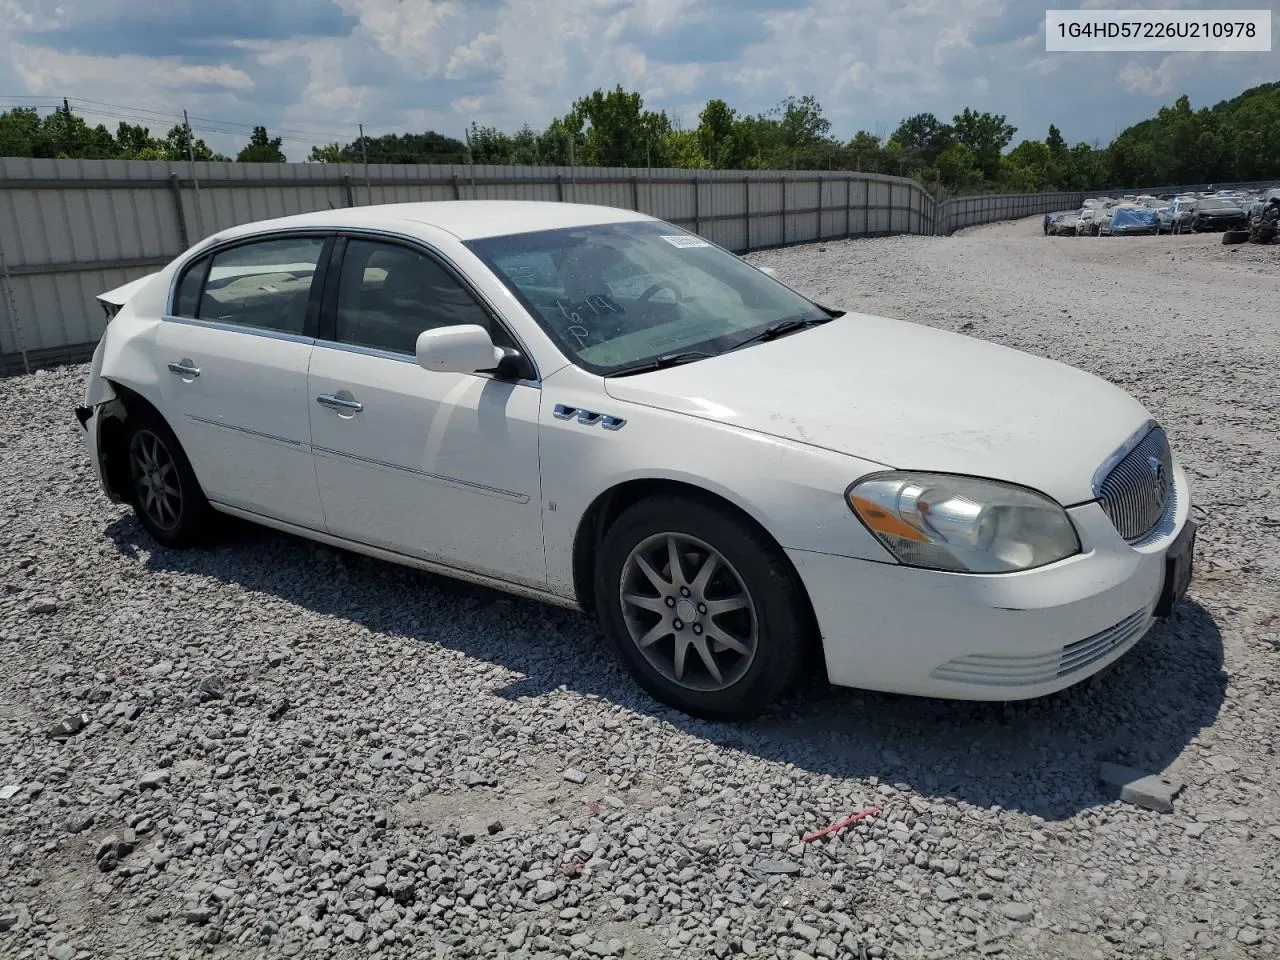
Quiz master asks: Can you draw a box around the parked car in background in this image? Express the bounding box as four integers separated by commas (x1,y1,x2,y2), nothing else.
75,200,1196,719
1103,207,1161,236
1169,198,1198,234
1049,213,1081,236
1189,197,1249,232
1044,211,1075,235
1078,208,1104,236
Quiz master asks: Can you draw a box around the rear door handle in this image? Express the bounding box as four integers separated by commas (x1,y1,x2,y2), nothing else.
316,394,363,413
167,361,200,378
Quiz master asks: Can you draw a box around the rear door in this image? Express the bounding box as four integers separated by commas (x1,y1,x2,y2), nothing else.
157,234,330,529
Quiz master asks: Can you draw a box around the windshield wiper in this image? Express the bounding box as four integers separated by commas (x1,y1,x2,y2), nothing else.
607,351,714,377
726,314,832,352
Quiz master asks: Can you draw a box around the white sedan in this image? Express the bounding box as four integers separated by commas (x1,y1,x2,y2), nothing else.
77,201,1196,720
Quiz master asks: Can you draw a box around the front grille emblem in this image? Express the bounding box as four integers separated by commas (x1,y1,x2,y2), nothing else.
1147,454,1168,501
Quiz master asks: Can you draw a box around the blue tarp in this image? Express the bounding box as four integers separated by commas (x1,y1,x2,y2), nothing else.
1110,208,1159,229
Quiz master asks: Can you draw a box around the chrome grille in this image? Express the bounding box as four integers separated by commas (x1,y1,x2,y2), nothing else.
1097,425,1174,542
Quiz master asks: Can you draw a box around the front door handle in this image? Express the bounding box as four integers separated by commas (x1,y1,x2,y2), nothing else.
167,360,200,378
316,394,363,413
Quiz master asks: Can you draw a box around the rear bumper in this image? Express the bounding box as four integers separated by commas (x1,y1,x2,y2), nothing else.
792,465,1192,701
76,403,124,504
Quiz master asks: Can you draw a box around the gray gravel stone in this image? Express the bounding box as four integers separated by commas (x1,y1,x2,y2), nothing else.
1001,903,1035,923
1098,763,1183,813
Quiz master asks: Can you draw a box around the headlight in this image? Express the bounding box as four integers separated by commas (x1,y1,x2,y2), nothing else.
846,472,1081,573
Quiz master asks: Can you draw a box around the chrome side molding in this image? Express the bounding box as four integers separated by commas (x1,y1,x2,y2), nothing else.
553,404,626,430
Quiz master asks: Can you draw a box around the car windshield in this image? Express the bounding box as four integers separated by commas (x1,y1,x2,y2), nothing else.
1197,198,1234,210
466,220,831,375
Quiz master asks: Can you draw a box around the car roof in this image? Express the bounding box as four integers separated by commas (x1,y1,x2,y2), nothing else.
210,200,656,244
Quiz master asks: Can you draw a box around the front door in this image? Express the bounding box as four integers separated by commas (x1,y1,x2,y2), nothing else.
157,235,328,529
307,237,545,586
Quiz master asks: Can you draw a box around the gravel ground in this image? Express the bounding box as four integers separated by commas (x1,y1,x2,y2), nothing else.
2,216,1278,960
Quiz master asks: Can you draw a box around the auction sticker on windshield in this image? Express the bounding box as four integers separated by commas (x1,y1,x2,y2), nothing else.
1046,9,1271,51
660,235,711,248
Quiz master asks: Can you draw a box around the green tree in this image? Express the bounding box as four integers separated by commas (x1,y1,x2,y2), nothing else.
0,107,45,156
696,99,747,169
565,86,672,167
39,108,118,159
1005,139,1053,190
888,113,954,171
777,95,830,149
236,126,286,163
308,143,344,163
664,129,708,168
115,122,162,159
161,124,230,162
935,142,982,191
1106,132,1158,186
466,123,513,164
844,131,886,173
951,108,1016,181
1046,124,1067,159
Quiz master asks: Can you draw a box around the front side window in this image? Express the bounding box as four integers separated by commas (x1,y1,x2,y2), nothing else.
197,237,326,335
465,220,829,375
333,239,498,355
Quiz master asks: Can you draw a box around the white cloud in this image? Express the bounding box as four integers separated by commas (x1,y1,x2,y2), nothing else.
13,48,253,94
1117,54,1198,96
445,32,502,79
335,0,462,70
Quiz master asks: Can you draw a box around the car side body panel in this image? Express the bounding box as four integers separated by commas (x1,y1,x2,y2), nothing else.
537,363,897,601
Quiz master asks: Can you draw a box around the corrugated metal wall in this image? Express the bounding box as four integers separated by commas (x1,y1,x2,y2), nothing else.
0,156,1074,373
934,192,1085,235
0,158,942,371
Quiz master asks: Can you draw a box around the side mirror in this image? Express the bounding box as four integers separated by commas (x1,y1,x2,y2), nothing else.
415,325,504,374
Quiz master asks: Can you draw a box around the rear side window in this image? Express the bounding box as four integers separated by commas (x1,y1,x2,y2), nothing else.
172,257,209,318
197,238,326,335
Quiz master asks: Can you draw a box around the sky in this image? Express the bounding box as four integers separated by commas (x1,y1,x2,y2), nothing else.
0,0,1276,161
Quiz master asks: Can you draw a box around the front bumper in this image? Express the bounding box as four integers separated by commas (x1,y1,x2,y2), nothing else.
791,465,1192,700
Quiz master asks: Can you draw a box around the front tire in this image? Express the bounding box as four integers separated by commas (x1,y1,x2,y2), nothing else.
594,496,812,721
124,407,212,548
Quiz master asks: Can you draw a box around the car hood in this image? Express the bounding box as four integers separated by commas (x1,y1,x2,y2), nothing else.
603,314,1152,505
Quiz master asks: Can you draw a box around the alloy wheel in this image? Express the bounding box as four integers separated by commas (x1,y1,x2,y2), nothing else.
129,429,183,532
618,532,758,692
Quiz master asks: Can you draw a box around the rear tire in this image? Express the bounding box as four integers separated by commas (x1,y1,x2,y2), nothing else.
594,496,812,721
1222,230,1249,245
123,406,212,548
